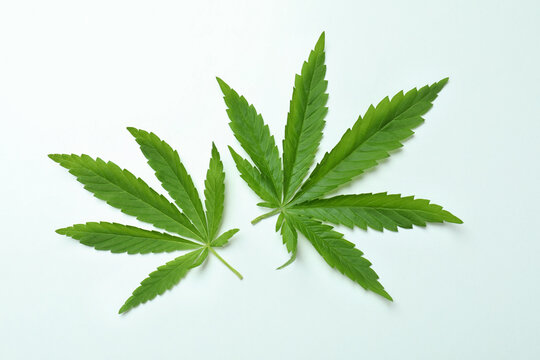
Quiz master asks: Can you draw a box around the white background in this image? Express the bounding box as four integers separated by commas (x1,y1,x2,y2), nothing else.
1,0,539,359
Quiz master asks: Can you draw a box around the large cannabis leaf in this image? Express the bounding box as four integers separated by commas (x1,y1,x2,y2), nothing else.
50,128,242,313
218,32,462,300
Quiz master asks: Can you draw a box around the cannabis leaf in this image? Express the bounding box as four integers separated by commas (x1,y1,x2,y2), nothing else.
218,32,462,300
50,128,242,314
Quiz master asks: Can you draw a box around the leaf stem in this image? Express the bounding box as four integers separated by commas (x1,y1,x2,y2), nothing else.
209,247,243,280
251,208,280,224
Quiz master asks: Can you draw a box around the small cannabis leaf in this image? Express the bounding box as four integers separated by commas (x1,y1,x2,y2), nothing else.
218,32,462,300
50,128,242,313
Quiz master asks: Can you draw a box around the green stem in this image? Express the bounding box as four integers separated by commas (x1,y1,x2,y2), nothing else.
209,248,243,280
251,208,280,224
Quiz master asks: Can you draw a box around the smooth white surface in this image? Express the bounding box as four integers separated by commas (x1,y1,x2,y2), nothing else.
1,0,539,359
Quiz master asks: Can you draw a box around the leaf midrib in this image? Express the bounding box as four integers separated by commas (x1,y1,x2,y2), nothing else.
85,165,202,240
284,52,323,202
149,145,207,235
70,229,203,246
294,89,434,202
292,204,443,216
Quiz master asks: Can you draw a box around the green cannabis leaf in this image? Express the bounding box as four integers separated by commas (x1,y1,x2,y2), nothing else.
218,32,462,300
50,128,242,313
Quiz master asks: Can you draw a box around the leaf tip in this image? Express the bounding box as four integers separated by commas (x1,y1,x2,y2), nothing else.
118,298,134,314
317,31,325,46
377,289,393,301
55,227,68,235
215,77,230,93
447,213,464,224
311,32,325,53
227,145,239,158
48,153,62,163
276,254,296,270
126,126,139,136
438,77,449,88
